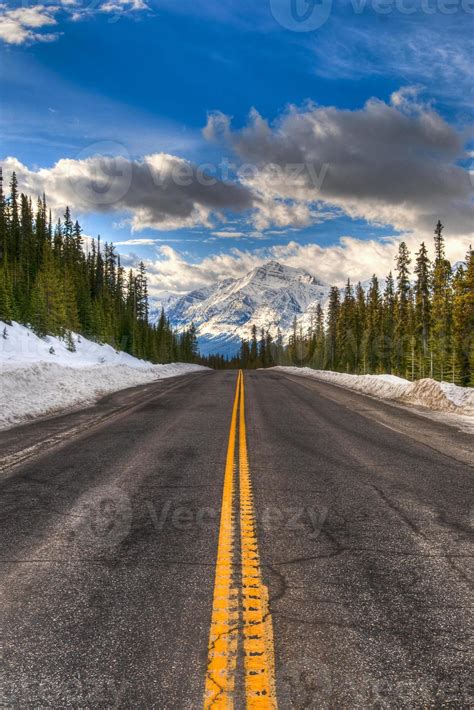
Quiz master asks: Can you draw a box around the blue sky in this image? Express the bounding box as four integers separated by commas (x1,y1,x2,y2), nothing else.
1,0,473,296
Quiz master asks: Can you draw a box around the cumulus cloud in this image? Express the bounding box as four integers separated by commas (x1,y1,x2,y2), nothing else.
100,0,149,13
2,152,255,231
204,89,474,237
0,0,149,45
143,232,470,298
0,4,59,45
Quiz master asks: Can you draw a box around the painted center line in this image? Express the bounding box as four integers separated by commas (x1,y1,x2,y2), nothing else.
204,371,278,709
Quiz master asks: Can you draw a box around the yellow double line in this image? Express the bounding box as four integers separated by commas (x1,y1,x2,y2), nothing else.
204,371,277,709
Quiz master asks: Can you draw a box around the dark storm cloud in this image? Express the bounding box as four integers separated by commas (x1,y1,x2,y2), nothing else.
204,89,474,235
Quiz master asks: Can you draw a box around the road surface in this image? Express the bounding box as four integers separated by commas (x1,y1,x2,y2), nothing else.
1,370,472,708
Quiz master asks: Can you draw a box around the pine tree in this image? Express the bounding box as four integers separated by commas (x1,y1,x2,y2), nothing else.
354,283,366,373
338,279,356,372
453,248,474,385
8,172,20,261
325,286,340,370
259,328,267,368
287,316,297,365
364,275,381,373
250,324,258,368
155,308,173,363
407,286,417,381
0,168,7,264
29,247,66,337
265,330,274,367
381,272,395,374
274,328,284,365
64,276,80,332
0,262,14,323
312,303,325,369
413,242,431,378
430,221,453,381
394,242,411,377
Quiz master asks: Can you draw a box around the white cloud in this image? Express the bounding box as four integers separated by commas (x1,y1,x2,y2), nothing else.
0,4,59,45
100,0,149,12
0,0,149,45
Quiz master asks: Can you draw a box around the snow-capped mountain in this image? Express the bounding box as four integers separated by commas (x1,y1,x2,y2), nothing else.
155,261,331,356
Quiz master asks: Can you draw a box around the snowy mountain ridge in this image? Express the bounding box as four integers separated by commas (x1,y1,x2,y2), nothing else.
153,261,332,356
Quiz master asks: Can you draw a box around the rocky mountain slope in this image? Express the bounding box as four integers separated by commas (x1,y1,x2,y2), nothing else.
154,261,332,355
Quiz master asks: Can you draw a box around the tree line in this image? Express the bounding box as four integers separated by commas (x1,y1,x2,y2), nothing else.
0,170,200,364
230,223,474,386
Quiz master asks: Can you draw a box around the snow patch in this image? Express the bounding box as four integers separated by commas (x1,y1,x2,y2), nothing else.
0,321,208,429
273,367,474,416
1,321,158,368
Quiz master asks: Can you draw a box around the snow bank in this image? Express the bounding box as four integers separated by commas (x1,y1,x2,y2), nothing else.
0,322,208,429
273,367,474,416
0,321,160,369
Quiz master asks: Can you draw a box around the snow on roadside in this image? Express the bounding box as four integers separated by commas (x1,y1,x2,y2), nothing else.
273,366,474,417
0,321,209,430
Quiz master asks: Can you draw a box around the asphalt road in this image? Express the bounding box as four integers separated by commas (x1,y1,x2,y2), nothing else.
1,370,472,708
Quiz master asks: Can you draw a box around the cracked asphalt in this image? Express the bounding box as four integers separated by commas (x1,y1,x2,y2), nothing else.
1,369,472,708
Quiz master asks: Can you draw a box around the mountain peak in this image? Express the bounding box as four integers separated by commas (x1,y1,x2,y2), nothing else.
245,260,322,287
159,260,331,355
259,259,284,270
251,260,300,274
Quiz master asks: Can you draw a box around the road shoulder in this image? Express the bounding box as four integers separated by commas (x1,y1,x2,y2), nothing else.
268,370,474,468
0,371,211,476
